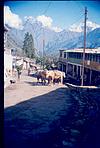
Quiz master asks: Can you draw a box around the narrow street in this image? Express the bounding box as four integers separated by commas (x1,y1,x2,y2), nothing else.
4,70,67,108
4,70,100,148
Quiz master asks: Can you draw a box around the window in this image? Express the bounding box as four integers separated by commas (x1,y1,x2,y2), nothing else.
87,53,89,60
93,54,96,61
91,54,93,61
64,52,66,58
90,54,92,61
96,54,98,62
77,53,79,59
60,52,62,57
11,49,13,53
78,53,80,59
98,54,100,63
73,53,76,58
94,54,96,62
69,52,71,58
80,53,83,59
85,53,88,60
79,53,81,59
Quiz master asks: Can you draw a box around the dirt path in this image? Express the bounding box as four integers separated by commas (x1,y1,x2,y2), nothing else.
4,70,73,148
4,70,100,148
4,70,67,108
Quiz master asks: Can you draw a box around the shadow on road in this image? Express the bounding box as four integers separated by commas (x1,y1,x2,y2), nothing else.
4,87,72,148
4,88,100,148
24,81,49,86
29,73,37,78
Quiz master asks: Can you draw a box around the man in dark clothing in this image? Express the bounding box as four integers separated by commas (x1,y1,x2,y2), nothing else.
16,65,23,80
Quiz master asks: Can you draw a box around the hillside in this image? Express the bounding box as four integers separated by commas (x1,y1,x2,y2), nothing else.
6,20,100,56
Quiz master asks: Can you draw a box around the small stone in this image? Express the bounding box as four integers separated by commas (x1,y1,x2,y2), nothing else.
75,119,85,126
70,129,80,137
61,128,69,133
70,138,76,142
62,140,73,147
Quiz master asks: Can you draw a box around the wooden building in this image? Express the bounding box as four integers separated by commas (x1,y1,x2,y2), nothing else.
58,48,100,86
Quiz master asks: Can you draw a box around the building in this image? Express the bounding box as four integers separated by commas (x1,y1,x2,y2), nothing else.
4,25,13,88
4,26,8,50
58,48,100,86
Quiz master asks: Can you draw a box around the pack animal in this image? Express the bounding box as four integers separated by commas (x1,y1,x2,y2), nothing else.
36,70,47,85
36,70,65,85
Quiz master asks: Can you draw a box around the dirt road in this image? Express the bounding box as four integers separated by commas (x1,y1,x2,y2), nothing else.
4,70,72,147
4,70,67,108
4,70,100,148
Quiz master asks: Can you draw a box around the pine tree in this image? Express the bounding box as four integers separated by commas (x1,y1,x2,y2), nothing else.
29,34,35,58
23,32,35,58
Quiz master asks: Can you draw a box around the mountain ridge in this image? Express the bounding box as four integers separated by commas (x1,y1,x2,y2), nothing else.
5,19,100,56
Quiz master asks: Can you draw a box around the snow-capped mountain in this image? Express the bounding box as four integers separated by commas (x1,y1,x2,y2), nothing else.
60,27,100,50
69,21,100,32
45,21,100,54
85,27,100,48
6,19,100,56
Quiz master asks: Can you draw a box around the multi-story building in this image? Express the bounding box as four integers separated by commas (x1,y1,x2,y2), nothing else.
58,48,100,86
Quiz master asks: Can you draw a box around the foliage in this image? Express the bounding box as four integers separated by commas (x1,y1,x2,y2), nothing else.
35,55,58,70
23,32,35,58
36,56,43,64
16,64,23,72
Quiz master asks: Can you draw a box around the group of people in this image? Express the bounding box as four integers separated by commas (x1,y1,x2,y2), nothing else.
28,64,38,76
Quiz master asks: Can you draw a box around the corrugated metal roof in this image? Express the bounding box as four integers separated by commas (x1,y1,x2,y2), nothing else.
63,48,100,54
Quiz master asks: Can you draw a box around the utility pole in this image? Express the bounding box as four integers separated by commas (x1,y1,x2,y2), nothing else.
42,28,45,70
81,7,88,86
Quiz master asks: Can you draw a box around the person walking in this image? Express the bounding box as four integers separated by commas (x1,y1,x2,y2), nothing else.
16,65,22,81
28,67,30,76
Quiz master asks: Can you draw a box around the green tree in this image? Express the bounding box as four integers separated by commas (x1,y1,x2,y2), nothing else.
23,32,35,58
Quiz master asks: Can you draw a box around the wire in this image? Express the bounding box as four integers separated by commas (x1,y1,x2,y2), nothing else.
65,1,85,19
67,14,84,41
69,14,84,28
42,1,52,15
77,2,85,14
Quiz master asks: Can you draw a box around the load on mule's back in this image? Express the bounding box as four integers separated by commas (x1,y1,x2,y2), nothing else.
45,70,55,85
53,70,65,84
36,70,47,85
36,69,65,85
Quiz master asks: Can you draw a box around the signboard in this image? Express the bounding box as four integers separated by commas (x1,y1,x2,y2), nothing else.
87,60,90,65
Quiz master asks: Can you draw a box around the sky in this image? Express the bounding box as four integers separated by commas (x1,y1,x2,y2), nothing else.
4,1,100,31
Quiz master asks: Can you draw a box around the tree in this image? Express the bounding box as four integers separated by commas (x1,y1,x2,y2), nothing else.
23,32,35,58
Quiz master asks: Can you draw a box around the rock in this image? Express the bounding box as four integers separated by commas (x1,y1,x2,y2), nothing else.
70,129,80,137
70,138,76,143
75,119,85,126
61,128,69,133
62,140,73,147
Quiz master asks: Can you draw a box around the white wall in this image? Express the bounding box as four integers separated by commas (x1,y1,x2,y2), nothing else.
4,53,13,71
4,53,13,88
23,62,27,69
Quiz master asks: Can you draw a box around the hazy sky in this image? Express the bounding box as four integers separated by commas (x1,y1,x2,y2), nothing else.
4,1,100,30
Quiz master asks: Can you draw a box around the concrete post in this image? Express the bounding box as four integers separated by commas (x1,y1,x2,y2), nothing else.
89,69,92,85
73,65,74,77
66,64,67,75
80,66,82,77
62,64,64,72
76,65,78,76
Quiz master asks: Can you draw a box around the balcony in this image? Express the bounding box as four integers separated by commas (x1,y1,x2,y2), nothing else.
59,57,68,64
